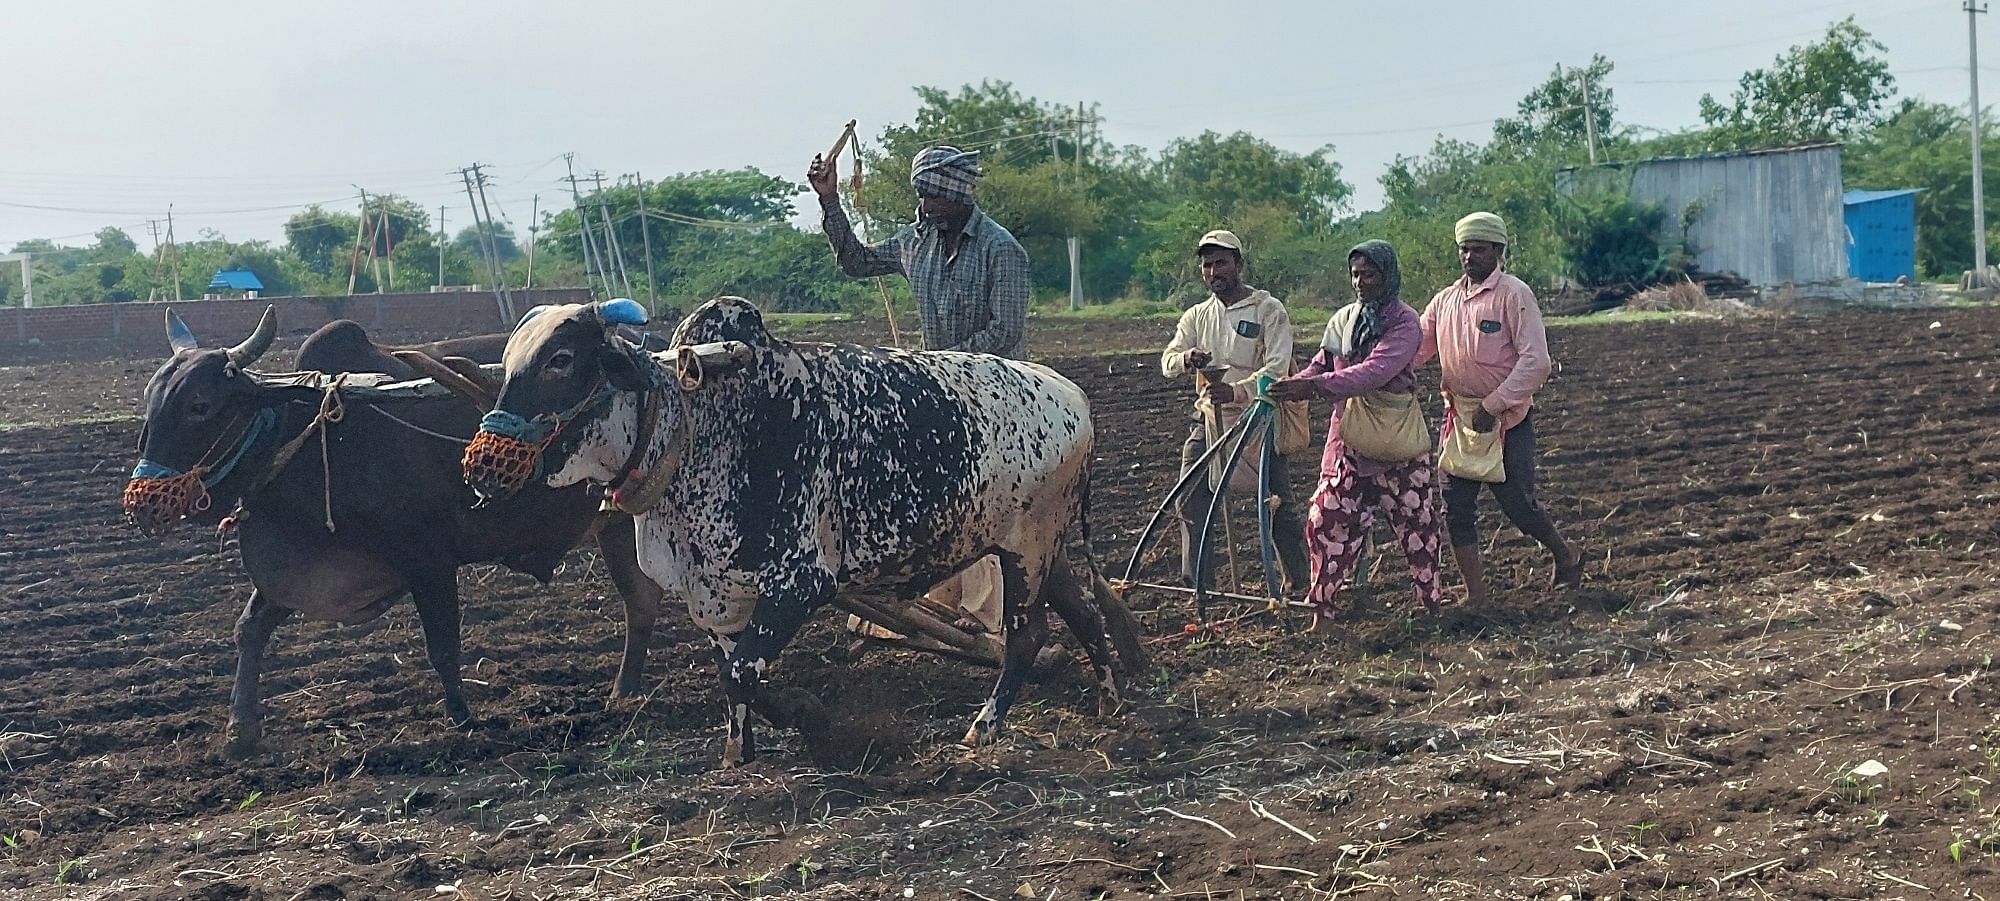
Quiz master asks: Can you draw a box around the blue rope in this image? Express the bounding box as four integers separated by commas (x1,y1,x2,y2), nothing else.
478,409,556,444
130,407,278,487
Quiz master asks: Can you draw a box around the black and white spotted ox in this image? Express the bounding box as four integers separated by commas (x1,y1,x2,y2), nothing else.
466,296,1139,766
123,307,664,755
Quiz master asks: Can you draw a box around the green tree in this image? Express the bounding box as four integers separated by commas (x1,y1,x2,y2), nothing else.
285,205,359,277
1845,99,2000,277
1698,17,1896,149
1493,56,1617,157
93,227,138,258
1155,131,1350,225
455,222,523,263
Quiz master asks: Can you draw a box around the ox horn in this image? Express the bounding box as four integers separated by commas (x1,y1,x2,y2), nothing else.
440,356,503,397
391,350,497,410
225,305,279,368
164,308,199,353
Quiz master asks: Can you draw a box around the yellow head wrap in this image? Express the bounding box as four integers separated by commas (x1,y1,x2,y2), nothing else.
1454,211,1509,246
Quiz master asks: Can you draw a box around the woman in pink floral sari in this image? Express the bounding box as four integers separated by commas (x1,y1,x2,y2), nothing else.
1269,240,1444,628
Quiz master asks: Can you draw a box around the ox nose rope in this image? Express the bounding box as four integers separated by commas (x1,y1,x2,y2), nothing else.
124,407,279,535
465,375,619,499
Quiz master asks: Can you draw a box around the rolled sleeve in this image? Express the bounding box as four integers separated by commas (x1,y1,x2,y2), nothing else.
1483,284,1552,415
821,195,904,278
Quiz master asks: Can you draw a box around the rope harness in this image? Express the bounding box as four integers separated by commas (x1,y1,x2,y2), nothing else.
463,341,704,513
123,407,278,536
464,360,625,499
252,376,349,531
128,372,485,537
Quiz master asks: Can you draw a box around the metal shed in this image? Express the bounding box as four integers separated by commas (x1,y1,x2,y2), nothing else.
1842,188,1919,283
1560,143,1847,287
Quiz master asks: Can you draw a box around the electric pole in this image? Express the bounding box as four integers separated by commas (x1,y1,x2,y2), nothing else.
166,205,182,302
563,153,609,297
146,219,164,301
590,170,634,298
632,173,658,314
470,164,516,321
1971,0,1990,276
436,205,448,289
526,194,539,291
347,187,371,295
459,164,514,322
372,205,390,292
1577,67,1599,166
1068,100,1085,311
0,254,33,309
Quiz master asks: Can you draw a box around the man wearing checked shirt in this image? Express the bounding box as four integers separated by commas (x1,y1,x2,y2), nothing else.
808,144,1029,358
807,143,1031,638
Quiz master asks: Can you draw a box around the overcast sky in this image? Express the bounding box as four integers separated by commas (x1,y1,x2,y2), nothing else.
0,0,1982,251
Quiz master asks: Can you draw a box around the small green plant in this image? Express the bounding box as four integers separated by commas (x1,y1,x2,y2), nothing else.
1951,837,1969,864
1626,821,1659,844
235,791,263,812
54,856,86,886
1,833,19,851
533,758,564,796
1832,773,1877,806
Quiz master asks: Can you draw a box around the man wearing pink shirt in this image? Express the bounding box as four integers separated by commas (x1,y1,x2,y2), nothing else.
1417,212,1582,604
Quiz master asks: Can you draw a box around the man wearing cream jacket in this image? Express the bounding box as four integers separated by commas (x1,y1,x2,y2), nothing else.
1160,229,1310,598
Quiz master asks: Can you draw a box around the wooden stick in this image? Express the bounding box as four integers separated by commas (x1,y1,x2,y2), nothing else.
1110,580,1276,605
824,119,857,167
1141,806,1238,839
391,350,494,409
1194,368,1241,593
832,595,1003,665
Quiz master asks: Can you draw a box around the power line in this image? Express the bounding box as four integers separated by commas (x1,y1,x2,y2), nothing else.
0,197,351,216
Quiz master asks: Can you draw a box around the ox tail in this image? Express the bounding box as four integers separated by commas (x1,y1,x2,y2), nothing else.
1079,461,1151,675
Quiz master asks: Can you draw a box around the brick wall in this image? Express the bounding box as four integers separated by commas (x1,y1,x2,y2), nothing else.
0,288,594,365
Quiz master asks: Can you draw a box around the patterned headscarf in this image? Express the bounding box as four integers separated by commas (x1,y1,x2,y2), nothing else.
910,145,982,206
1345,240,1402,362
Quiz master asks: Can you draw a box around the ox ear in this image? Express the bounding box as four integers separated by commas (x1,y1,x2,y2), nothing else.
515,304,554,331
594,297,649,328
165,308,199,353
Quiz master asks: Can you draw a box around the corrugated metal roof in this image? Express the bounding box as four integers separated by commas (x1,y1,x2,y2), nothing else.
1843,188,1922,205
206,269,265,291
1558,141,1843,175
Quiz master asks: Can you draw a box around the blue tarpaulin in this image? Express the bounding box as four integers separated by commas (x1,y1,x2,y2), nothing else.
206,269,265,292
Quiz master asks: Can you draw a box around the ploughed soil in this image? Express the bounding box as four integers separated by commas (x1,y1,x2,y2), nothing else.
4,307,2000,899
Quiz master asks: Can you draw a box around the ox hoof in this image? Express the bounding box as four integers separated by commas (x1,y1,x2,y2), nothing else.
961,719,1001,747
